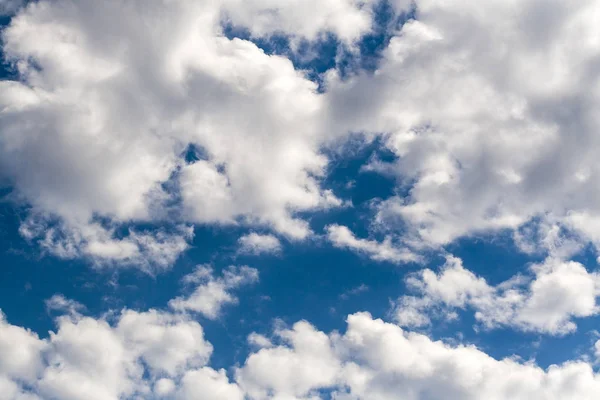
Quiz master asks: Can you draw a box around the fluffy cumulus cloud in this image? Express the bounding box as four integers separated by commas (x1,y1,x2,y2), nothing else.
4,307,600,400
237,312,600,400
0,308,228,400
5,0,600,266
393,255,600,335
238,232,282,255
222,0,378,44
325,0,600,253
0,0,371,270
169,264,259,319
0,265,260,399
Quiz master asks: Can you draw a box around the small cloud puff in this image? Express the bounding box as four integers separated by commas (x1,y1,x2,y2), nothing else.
238,232,282,256
169,265,259,319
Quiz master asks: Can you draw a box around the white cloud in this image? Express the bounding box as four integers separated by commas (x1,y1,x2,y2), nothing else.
247,332,273,349
237,320,341,399
392,255,600,335
222,0,382,45
45,295,86,317
3,0,600,271
326,224,420,263
3,304,600,400
238,232,282,255
323,0,600,255
174,367,245,400
236,312,600,400
0,263,262,399
0,311,45,384
340,284,369,300
169,265,259,319
19,217,194,273
0,307,233,400
0,0,355,269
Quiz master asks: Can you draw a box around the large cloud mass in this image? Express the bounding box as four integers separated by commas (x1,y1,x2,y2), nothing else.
5,0,600,266
326,0,600,254
2,307,600,400
0,0,368,269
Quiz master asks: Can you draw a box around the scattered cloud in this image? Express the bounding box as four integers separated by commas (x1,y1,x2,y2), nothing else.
238,232,282,256
169,265,259,319
45,295,86,317
393,255,600,335
0,308,225,399
247,332,273,349
326,224,420,263
340,284,369,300
19,218,194,273
1,297,600,399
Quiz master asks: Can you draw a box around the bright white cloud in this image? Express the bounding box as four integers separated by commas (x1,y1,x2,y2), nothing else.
326,224,420,263
393,256,600,335
19,218,194,273
222,0,379,44
238,232,282,255
236,312,600,400
237,320,342,399
169,265,259,319
5,0,600,267
0,308,229,400
0,311,45,385
0,0,356,269
173,367,245,400
0,262,259,400
3,304,600,400
324,0,600,255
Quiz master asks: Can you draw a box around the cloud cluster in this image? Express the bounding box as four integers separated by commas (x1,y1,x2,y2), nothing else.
0,308,230,400
0,0,376,269
223,0,378,44
238,232,282,256
393,255,600,335
324,0,600,254
169,265,259,319
5,0,600,268
0,265,259,399
239,312,600,399
3,305,600,400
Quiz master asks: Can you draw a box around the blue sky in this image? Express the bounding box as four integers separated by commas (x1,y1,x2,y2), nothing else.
2,1,600,399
